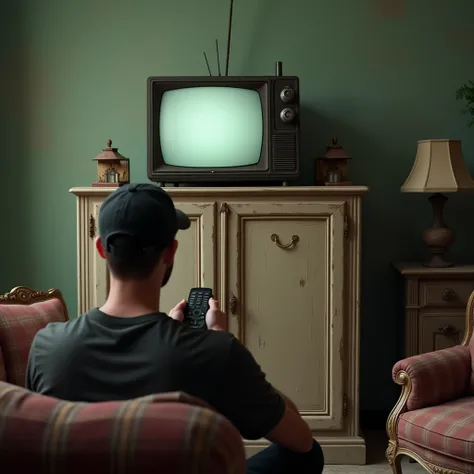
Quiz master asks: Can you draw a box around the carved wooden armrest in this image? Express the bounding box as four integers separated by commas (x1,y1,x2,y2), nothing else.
386,345,471,443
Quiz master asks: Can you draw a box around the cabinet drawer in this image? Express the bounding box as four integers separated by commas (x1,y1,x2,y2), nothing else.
419,312,466,353
419,280,474,308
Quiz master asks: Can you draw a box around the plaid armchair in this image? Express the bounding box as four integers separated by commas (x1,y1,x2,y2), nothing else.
0,286,246,473
0,286,68,386
386,291,474,474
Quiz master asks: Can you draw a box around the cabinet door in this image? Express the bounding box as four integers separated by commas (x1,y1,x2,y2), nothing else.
224,201,345,431
86,199,217,313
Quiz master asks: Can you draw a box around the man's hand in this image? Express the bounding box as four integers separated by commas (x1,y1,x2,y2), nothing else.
169,299,186,322
168,297,227,331
205,298,227,332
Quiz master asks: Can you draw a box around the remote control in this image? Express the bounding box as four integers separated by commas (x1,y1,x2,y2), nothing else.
183,288,213,329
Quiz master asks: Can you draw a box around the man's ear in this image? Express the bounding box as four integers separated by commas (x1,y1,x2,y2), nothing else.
162,239,178,265
95,237,106,259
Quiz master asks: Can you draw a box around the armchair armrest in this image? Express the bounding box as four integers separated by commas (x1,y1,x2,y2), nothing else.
392,345,471,412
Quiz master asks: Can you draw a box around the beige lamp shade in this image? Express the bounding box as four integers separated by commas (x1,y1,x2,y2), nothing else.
401,139,474,193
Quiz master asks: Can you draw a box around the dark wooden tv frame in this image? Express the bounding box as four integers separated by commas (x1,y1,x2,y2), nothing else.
147,76,300,185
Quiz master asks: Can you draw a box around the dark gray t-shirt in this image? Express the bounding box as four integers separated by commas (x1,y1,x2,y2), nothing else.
26,309,285,440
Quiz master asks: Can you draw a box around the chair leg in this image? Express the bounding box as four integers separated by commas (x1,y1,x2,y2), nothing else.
386,442,403,474
390,455,403,474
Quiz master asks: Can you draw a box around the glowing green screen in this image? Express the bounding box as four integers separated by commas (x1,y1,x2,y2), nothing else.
159,87,263,167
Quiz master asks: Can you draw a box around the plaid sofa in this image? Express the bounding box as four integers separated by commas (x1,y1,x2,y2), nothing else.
0,287,246,473
0,381,246,473
386,292,474,474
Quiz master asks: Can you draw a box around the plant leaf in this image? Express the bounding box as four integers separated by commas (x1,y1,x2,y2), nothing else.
456,81,474,126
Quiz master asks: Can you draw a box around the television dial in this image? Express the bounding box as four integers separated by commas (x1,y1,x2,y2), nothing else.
280,87,295,103
280,108,296,123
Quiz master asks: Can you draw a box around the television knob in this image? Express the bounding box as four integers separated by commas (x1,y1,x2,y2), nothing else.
280,108,296,123
280,87,295,103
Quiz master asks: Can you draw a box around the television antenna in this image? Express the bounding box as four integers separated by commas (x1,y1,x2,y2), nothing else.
203,0,234,76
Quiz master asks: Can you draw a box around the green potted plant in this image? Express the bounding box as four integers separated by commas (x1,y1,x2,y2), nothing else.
456,80,474,127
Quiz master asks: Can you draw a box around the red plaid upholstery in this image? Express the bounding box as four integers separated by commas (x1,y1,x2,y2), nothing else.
392,345,471,411
0,381,246,474
0,347,6,382
399,438,474,473
0,299,67,386
398,397,474,466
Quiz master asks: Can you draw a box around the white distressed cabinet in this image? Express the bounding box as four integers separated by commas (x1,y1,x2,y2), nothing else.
70,185,368,464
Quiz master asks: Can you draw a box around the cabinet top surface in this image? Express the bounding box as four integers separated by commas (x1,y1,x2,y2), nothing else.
70,185,369,197
394,262,474,277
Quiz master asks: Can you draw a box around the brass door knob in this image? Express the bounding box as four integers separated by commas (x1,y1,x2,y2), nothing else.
438,324,458,335
442,288,456,301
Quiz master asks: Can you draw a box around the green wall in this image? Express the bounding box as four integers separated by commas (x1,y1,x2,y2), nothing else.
2,0,474,411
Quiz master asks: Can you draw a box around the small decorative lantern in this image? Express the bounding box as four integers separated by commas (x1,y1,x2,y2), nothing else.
92,139,130,187
316,137,352,186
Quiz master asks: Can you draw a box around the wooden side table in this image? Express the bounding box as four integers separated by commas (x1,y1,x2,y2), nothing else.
394,263,474,357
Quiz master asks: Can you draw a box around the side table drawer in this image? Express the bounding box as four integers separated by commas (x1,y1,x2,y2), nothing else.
419,280,474,308
420,312,466,353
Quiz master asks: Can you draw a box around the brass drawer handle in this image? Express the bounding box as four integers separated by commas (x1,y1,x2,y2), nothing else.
270,233,299,250
442,288,456,301
229,293,237,315
438,324,458,336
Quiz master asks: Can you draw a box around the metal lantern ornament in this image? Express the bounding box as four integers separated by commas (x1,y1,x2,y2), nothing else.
316,137,352,186
92,139,130,187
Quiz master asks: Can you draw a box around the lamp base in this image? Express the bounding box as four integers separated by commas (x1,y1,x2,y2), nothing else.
422,251,453,268
421,193,455,268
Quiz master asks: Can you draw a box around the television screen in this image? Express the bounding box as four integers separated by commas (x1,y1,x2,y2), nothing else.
159,87,263,168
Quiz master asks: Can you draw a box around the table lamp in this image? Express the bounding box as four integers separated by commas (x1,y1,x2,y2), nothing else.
401,139,474,268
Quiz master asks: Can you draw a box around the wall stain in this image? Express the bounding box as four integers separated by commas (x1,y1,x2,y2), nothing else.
373,0,405,19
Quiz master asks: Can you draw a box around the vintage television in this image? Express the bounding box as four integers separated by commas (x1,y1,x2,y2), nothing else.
147,73,300,185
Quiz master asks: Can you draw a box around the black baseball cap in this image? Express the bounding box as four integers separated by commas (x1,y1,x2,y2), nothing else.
99,183,190,257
